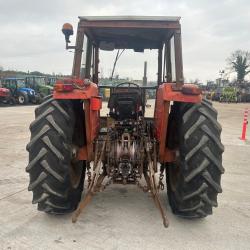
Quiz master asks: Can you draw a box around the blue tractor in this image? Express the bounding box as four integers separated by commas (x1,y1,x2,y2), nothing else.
2,77,41,104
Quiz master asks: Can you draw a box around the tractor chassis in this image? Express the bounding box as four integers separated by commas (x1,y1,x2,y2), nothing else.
26,16,224,229
72,132,169,227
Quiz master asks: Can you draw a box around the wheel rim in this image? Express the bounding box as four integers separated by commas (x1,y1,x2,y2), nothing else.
18,96,24,104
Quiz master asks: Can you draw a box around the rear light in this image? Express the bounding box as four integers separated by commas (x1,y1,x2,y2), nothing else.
54,81,74,92
62,84,74,92
90,96,102,110
181,85,202,95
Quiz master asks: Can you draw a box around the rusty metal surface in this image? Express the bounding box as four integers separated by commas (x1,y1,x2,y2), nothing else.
79,16,181,22
72,140,107,223
72,105,169,227
80,20,180,29
72,23,84,78
93,46,99,84
174,29,184,86
71,16,183,88
145,139,169,227
154,95,170,162
157,48,163,85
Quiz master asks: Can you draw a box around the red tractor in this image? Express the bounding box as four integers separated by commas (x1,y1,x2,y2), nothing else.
26,16,224,227
0,85,11,104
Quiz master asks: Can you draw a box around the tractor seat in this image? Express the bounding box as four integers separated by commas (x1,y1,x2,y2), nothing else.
108,91,142,120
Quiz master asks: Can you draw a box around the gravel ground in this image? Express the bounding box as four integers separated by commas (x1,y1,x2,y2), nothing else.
0,101,250,250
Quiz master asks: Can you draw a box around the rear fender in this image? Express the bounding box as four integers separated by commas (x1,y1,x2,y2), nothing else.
53,80,101,161
154,83,202,163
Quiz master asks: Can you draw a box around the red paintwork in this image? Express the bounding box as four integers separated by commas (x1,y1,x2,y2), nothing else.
154,85,167,141
53,79,100,161
77,147,88,160
53,87,98,100
53,80,202,163
90,96,102,111
75,99,101,161
154,83,202,163
162,83,202,103
53,79,98,100
0,88,10,97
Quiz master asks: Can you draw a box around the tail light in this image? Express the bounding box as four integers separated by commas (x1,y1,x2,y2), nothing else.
54,81,74,92
181,84,202,95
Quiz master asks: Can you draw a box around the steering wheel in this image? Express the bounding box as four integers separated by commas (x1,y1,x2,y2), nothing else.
115,82,140,89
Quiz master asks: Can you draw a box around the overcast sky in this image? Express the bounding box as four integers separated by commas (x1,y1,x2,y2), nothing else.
0,0,249,82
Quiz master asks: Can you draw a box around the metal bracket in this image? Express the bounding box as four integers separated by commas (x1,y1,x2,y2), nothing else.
145,139,169,228
66,42,76,50
72,140,107,223
72,137,169,228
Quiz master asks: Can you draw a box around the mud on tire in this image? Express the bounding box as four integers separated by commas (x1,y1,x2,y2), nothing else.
26,97,86,214
166,99,224,218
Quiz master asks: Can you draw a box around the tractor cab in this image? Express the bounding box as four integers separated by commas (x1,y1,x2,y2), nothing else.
108,82,143,120
59,16,190,123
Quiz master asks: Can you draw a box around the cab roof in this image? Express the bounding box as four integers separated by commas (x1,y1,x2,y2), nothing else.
79,16,180,22
78,16,181,50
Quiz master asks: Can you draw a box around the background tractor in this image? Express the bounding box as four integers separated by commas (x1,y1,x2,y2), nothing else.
25,75,54,98
220,87,238,103
26,16,224,227
211,87,223,101
2,77,40,104
0,84,11,104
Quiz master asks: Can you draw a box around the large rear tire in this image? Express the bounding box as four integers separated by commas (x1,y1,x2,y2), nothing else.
166,99,224,218
26,97,86,214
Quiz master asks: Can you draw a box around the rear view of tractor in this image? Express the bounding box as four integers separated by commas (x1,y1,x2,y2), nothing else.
26,16,224,227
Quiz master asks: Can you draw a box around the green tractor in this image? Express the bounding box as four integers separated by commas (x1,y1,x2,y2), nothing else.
47,76,57,86
25,75,54,98
220,87,238,103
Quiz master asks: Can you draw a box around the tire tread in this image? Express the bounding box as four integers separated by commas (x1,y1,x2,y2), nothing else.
167,99,224,218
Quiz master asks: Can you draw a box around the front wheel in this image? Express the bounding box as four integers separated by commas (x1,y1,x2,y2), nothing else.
17,92,28,105
166,99,224,218
32,94,42,104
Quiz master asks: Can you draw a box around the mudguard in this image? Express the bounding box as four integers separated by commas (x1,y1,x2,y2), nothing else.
53,80,101,161
154,83,202,163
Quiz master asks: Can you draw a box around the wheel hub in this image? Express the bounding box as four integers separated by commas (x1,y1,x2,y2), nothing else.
19,96,24,103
